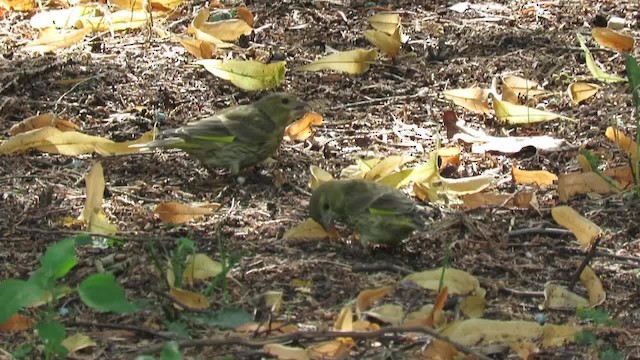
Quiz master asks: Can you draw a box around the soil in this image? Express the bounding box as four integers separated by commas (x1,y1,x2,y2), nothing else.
1,0,640,358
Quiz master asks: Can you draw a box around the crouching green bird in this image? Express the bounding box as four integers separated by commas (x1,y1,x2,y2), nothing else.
143,93,309,174
309,179,429,246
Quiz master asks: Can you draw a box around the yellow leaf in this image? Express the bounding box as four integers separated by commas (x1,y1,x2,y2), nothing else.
551,206,601,250
368,13,400,34
183,254,223,284
364,304,404,325
0,0,34,11
190,9,235,48
283,218,331,242
442,87,492,115
87,208,118,236
80,162,105,222
605,126,637,161
355,286,393,314
501,75,545,99
403,268,481,295
591,27,635,53
578,264,606,306
308,165,334,190
8,113,80,136
299,48,378,75
567,82,601,104
557,172,620,201
439,174,494,195
97,130,156,155
512,164,557,186
541,283,589,310
24,27,91,53
364,27,401,57
153,201,218,224
577,33,627,83
62,333,96,354
334,306,352,331
442,319,542,346
81,10,161,32
542,324,581,347
364,155,414,181
494,98,574,124
169,287,209,310
196,59,286,91
191,8,251,42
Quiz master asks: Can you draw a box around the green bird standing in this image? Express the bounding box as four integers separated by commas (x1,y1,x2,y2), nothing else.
309,179,429,246
143,93,309,174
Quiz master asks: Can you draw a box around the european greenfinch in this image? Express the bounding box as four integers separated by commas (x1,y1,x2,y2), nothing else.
309,179,428,246
143,93,309,174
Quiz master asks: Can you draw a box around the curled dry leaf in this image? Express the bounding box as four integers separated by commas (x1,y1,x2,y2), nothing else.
189,9,235,48
299,48,378,75
364,26,401,57
591,27,635,53
364,304,404,325
439,173,494,195
308,165,334,190
236,5,254,27
179,36,215,59
512,164,558,186
605,126,637,161
285,112,323,141
8,113,80,136
578,263,606,306
557,172,620,202
541,283,589,310
62,333,97,354
24,27,91,53
551,206,601,250
307,339,353,359
442,87,492,115
368,12,400,34
153,202,219,224
190,8,252,42
355,286,393,314
568,82,601,104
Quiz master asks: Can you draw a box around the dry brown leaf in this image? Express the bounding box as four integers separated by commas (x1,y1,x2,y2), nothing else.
603,165,634,189
263,344,310,360
24,27,91,53
551,206,601,250
592,27,635,53
578,263,606,306
80,162,105,222
512,164,558,186
442,87,492,115
502,75,545,99
179,36,215,59
236,5,254,27
355,286,393,314
605,126,637,161
299,48,378,75
285,112,323,141
8,113,80,136
557,172,620,202
441,319,542,346
153,202,218,224
567,82,601,104
437,145,461,171
0,314,34,332
307,339,353,359
414,339,459,360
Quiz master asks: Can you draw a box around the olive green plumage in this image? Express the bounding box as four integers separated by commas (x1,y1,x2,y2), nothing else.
309,179,428,246
144,93,308,174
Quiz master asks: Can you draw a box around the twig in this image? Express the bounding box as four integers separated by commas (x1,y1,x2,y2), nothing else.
508,226,572,237
130,325,491,359
568,236,602,291
64,320,175,340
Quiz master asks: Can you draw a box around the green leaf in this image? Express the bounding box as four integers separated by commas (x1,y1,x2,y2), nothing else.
574,330,597,345
186,307,253,329
30,238,77,289
160,341,182,360
576,307,618,326
625,54,640,109
78,273,137,313
0,279,42,323
36,319,68,358
601,348,624,360
11,342,35,359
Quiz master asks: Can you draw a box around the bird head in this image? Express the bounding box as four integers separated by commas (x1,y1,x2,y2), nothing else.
309,182,343,231
256,93,310,126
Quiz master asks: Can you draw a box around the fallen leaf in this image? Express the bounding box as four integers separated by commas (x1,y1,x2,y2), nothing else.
364,155,415,181
442,87,492,115
368,12,400,34
577,33,627,83
169,287,209,310
557,172,620,202
236,5,254,27
80,162,105,223
364,304,404,325
153,202,218,224
364,26,401,57
62,333,96,353
439,174,494,195
299,48,378,75
512,164,558,186
334,306,352,331
502,75,545,99
263,343,310,360
442,319,542,346
493,98,574,124
605,126,637,161
285,112,323,141
30,6,96,29
8,113,80,136
404,268,482,295
0,0,34,10
551,206,601,250
578,264,606,306
196,59,286,91
183,254,223,284
591,27,635,53
542,324,581,347
0,314,33,332
568,82,601,104
179,36,215,59
355,286,393,314
541,283,589,310
24,27,91,53
189,9,235,47
283,218,331,242
191,8,251,42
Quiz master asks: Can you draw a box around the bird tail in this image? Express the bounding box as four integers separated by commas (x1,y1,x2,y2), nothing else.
131,137,185,151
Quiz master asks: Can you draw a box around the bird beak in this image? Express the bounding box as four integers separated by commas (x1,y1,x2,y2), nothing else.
293,99,311,118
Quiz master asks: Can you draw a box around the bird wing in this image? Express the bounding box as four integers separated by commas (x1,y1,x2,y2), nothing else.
345,187,425,230
165,105,275,144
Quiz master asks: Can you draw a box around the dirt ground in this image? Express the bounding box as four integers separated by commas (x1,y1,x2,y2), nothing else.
1,0,640,358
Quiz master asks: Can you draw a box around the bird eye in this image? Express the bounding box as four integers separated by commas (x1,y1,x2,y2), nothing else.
323,203,330,211
281,97,290,105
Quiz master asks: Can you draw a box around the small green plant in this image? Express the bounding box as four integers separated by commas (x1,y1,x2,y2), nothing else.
575,308,623,360
624,53,640,195
0,235,138,359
